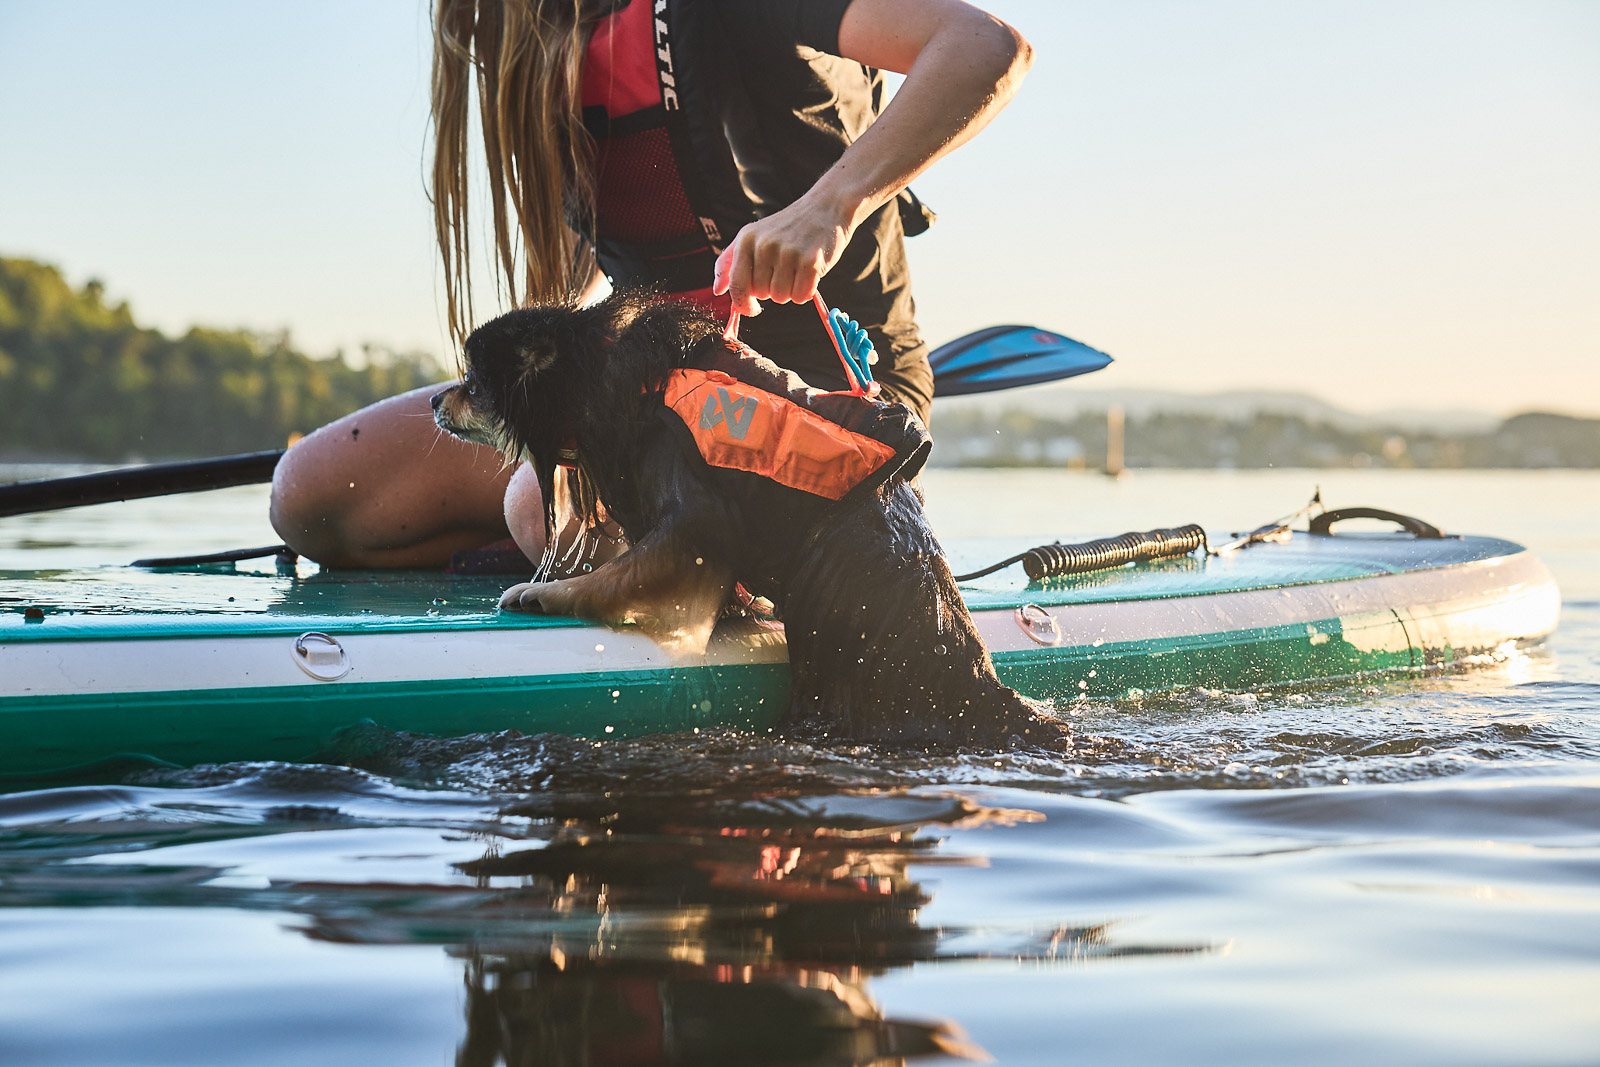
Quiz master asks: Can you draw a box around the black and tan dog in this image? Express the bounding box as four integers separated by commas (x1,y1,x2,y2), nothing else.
432,291,1045,745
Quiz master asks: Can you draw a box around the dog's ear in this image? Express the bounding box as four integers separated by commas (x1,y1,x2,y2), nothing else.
517,339,561,377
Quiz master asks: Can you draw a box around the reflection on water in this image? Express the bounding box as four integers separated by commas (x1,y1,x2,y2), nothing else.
442,797,994,1065
0,764,1215,1065
442,793,1206,1065
453,956,974,1067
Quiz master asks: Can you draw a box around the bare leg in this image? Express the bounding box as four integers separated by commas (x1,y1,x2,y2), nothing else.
269,383,516,568
502,463,549,565
503,463,631,576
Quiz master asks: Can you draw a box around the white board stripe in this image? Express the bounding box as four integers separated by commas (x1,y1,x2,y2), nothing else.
973,550,1556,654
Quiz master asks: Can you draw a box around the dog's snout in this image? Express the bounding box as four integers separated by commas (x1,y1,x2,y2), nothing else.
430,392,444,412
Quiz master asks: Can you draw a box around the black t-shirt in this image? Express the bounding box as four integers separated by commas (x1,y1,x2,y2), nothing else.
713,0,931,420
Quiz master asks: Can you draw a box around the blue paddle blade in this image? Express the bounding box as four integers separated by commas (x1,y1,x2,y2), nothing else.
929,325,1112,397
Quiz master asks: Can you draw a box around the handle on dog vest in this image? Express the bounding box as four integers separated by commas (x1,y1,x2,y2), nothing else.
724,295,880,398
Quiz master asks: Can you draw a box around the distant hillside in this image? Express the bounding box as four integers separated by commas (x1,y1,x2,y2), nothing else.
930,405,1600,469
0,257,443,461
934,382,1504,434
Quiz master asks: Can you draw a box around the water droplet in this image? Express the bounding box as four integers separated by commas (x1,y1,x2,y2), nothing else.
594,643,605,652
934,644,947,655
1078,679,1088,689
604,725,614,734
695,557,703,565
699,700,712,712
611,690,620,698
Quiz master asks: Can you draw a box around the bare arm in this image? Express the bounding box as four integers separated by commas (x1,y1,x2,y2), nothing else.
712,0,1033,314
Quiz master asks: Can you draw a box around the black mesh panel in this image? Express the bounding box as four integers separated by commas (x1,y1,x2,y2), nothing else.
594,127,700,243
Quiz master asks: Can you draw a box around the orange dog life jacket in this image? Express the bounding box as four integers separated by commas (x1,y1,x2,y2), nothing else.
661,343,929,504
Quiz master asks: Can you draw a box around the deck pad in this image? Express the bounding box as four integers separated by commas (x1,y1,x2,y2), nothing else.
1,533,1530,640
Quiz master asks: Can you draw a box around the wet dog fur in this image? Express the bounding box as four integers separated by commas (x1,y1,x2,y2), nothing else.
432,291,1046,745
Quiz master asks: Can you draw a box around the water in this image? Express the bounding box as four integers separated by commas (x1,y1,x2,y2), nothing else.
1,468,1597,1066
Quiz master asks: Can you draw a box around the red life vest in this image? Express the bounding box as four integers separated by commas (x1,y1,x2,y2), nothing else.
579,0,753,312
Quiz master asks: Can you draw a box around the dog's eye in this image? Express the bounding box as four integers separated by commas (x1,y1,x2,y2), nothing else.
464,379,477,398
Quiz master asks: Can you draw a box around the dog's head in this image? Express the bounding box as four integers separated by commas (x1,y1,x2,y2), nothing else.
433,306,569,442
433,291,720,536
432,302,608,533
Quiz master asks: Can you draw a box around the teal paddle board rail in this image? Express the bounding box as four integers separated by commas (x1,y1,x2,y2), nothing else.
0,533,1561,777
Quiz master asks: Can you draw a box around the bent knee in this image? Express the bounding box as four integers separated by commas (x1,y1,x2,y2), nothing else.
268,445,358,564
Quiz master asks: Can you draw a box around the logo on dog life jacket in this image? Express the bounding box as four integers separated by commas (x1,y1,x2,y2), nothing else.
699,387,757,440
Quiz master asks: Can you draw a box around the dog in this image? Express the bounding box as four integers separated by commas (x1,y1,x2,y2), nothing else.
432,291,1047,745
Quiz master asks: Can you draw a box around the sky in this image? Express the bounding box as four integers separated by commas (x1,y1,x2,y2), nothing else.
1,0,1596,417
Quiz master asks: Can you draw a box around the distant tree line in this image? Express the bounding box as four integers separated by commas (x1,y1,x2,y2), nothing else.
5,255,1593,469
0,257,445,461
931,407,1600,469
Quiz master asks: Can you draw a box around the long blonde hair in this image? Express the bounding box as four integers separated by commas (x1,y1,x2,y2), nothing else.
432,0,598,345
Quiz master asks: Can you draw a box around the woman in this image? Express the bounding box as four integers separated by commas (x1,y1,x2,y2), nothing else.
270,0,1032,568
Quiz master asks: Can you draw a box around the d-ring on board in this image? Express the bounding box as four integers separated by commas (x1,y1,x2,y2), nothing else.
292,631,351,682
1014,603,1061,646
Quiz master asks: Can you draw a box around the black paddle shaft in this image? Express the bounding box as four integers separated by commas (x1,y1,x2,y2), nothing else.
0,449,285,518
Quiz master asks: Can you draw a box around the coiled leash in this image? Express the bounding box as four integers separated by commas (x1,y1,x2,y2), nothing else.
724,293,881,398
952,524,1209,582
951,493,1322,582
950,492,1391,583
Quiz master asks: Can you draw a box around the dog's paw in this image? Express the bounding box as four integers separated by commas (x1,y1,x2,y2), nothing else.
499,581,564,614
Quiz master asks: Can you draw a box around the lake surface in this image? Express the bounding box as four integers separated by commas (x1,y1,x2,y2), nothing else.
1,468,1597,1066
